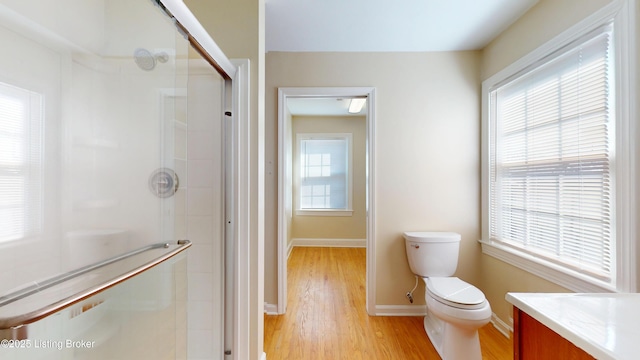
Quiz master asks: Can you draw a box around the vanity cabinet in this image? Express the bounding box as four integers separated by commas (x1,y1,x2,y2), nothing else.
507,292,640,360
513,307,594,360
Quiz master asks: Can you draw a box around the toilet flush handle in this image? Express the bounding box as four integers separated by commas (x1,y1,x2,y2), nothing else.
411,244,420,249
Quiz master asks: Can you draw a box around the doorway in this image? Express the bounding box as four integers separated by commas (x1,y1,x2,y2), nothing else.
277,87,376,315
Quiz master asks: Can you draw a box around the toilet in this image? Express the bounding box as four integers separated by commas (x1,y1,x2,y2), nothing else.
404,231,491,360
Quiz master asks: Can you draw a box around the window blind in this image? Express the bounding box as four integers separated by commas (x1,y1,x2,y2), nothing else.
0,82,43,242
299,136,349,210
489,24,613,280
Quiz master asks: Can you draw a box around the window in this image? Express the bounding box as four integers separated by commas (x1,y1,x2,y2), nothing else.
481,3,635,292
296,133,352,215
0,82,43,243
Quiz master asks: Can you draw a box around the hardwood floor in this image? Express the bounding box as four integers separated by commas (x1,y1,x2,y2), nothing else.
264,247,512,359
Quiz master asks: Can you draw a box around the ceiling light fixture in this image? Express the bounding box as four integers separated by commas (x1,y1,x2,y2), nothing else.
348,98,366,114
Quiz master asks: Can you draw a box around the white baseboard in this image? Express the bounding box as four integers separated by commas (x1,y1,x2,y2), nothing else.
266,301,427,317
286,240,293,259
291,238,366,248
264,303,279,315
260,352,266,360
491,313,512,338
372,306,514,340
266,302,511,341
374,304,427,316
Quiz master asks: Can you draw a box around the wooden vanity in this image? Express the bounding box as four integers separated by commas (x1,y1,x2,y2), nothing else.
512,306,594,359
507,293,640,360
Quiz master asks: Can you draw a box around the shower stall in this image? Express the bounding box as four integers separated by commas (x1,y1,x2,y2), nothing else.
0,0,242,359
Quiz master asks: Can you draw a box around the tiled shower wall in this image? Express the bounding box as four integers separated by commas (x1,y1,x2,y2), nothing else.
184,62,225,360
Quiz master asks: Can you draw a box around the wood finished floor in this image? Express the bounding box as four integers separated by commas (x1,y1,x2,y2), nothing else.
264,247,512,360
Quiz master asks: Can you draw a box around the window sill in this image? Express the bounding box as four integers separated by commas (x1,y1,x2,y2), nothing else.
478,239,615,293
295,209,353,217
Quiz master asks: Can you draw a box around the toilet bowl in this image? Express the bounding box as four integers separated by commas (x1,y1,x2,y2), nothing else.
403,232,492,360
424,277,491,360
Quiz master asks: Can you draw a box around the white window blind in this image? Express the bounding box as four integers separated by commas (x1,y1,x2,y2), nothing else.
0,82,43,242
298,135,350,210
488,24,614,281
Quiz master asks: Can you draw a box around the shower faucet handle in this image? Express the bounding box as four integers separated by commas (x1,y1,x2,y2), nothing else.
148,168,179,198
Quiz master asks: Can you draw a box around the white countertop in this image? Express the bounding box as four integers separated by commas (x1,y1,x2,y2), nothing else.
506,292,640,360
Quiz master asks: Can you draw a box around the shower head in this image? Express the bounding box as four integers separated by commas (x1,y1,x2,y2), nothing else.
133,48,169,71
134,48,155,71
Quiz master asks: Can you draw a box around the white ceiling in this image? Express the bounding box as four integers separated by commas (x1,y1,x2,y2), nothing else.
266,0,538,52
287,97,367,116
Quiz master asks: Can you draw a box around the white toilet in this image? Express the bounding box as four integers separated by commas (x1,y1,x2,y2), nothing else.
404,231,491,360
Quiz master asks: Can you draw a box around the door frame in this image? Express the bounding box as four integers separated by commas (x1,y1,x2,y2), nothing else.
277,87,376,315
229,59,251,360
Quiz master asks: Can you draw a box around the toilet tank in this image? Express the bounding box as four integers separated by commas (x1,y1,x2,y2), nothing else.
404,232,461,277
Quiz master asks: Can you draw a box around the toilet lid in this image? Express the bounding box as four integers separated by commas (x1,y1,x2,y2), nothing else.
426,277,486,310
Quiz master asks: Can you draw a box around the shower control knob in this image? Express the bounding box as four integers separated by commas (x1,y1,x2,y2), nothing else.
148,168,179,198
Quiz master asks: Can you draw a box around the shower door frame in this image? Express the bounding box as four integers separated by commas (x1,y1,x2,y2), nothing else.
159,1,252,359
227,59,251,360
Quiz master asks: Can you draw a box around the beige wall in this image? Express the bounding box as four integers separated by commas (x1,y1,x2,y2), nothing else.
636,0,640,294
291,115,367,240
479,0,620,325
182,0,637,354
481,0,615,79
266,51,482,306
184,0,265,358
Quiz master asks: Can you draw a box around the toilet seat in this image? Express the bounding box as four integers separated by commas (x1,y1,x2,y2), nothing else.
424,277,487,310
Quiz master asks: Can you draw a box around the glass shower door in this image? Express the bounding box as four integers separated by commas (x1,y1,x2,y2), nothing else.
0,0,188,286
183,53,227,360
0,0,228,358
